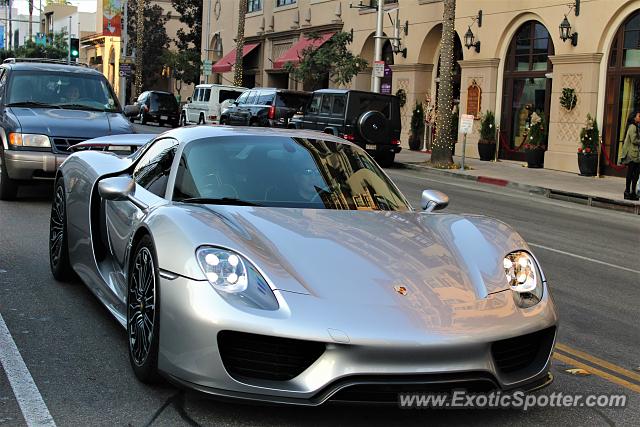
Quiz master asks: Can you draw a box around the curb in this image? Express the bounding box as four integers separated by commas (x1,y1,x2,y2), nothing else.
398,162,640,215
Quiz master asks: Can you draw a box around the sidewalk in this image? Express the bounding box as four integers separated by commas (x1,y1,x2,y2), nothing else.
395,150,640,215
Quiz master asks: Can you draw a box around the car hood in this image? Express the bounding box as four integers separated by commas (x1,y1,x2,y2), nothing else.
10,107,134,138
168,207,529,305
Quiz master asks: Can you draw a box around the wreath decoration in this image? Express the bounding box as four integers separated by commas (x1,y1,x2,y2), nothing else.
560,87,577,111
395,89,407,108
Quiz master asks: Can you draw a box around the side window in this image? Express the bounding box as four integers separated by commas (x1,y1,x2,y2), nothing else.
307,95,321,114
133,138,179,197
235,91,249,105
320,95,332,114
245,91,258,104
203,88,211,102
192,89,200,101
332,95,345,116
0,69,7,102
257,91,275,105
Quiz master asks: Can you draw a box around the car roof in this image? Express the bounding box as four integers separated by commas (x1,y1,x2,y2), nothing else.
3,62,103,75
195,84,247,90
313,89,395,98
247,88,311,95
160,125,355,148
145,90,173,96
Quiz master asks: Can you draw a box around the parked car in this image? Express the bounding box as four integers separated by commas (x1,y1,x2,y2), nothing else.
0,58,136,200
181,84,247,125
50,125,557,404
220,88,311,128
131,91,180,128
291,89,402,167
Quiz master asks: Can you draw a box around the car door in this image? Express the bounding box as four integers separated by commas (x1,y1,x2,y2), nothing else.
317,94,333,131
104,137,179,272
301,94,322,130
230,90,255,125
187,88,200,123
329,94,346,133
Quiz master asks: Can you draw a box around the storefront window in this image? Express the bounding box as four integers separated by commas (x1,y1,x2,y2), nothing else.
500,21,554,160
603,11,640,175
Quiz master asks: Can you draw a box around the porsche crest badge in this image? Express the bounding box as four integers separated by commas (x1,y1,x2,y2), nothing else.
394,285,408,296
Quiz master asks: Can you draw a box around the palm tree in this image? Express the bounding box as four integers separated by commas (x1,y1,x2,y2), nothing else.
431,0,456,166
234,0,248,87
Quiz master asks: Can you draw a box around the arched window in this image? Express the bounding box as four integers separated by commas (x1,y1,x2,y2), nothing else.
603,11,640,176
500,21,554,160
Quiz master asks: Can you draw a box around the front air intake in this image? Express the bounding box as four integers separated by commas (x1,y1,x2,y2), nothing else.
491,326,556,375
217,331,325,381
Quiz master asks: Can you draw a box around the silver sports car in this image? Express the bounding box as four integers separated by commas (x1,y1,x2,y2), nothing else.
49,126,558,405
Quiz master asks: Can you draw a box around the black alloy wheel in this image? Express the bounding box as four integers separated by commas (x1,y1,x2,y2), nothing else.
180,112,187,126
49,179,72,280
127,235,161,383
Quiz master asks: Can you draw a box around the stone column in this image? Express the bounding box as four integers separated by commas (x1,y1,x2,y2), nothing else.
458,58,500,158
389,63,434,148
547,53,604,173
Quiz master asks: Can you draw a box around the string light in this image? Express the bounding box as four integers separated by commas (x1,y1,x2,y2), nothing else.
134,0,145,97
431,0,457,168
234,0,248,87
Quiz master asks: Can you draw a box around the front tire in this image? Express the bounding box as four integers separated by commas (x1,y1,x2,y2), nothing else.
127,235,161,383
179,113,187,126
49,178,72,280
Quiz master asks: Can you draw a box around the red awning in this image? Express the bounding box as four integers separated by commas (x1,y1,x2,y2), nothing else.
272,32,335,70
212,43,260,73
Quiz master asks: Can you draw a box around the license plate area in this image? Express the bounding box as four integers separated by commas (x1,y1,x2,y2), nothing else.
160,115,168,120
366,144,376,150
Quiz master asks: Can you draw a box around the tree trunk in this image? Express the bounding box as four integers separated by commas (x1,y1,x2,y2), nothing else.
234,0,248,87
28,0,33,41
431,0,456,166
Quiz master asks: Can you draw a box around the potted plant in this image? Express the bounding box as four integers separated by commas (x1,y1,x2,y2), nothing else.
577,114,599,176
478,110,496,161
522,111,547,168
408,101,425,151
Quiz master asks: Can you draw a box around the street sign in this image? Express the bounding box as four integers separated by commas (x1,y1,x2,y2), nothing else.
119,63,132,77
203,59,212,76
373,61,385,78
120,56,134,64
459,114,475,134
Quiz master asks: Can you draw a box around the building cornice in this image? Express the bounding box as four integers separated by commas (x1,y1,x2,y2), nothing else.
458,58,500,69
389,63,433,72
249,23,343,43
549,53,604,65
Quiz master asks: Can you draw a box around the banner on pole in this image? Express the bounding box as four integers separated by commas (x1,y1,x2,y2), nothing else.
0,27,4,50
103,0,123,37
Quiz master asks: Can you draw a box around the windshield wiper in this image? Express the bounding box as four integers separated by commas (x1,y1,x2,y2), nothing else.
57,103,105,112
178,197,262,207
7,101,61,108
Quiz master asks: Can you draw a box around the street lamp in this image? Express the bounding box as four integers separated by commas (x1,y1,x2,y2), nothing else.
559,15,578,46
464,26,480,53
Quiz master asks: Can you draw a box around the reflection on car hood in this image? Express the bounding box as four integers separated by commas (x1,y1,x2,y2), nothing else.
10,107,134,138
184,207,527,304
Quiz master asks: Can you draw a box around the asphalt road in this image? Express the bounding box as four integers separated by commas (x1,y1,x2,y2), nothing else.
1,125,638,426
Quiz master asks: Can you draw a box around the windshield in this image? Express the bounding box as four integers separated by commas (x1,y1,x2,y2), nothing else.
7,71,120,112
173,136,410,211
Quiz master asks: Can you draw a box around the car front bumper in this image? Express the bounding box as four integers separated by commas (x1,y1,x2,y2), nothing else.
157,275,558,405
3,149,67,180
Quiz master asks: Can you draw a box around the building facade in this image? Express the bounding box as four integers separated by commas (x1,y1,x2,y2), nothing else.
202,0,640,176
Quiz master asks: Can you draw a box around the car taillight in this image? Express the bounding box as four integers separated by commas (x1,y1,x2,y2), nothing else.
391,139,401,145
341,134,356,141
268,105,276,120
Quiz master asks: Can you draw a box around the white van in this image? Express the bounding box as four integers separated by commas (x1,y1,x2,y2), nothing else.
181,84,247,125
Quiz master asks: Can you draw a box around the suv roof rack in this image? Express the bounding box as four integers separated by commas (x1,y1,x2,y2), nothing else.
2,58,89,67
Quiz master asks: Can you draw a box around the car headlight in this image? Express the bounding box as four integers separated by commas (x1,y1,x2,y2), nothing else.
196,247,279,311
503,251,543,308
8,133,51,148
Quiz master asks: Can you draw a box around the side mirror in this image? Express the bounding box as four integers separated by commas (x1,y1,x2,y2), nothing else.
420,189,449,212
98,177,149,210
98,176,135,201
187,97,192,103
123,105,140,118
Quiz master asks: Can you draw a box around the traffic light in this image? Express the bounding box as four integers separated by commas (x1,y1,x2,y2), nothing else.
70,38,79,59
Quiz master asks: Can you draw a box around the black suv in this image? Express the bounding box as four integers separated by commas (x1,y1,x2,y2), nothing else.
220,88,311,128
0,58,135,200
131,90,180,127
291,89,402,166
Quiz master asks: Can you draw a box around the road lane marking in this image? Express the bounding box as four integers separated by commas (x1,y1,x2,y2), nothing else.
528,243,640,275
0,312,56,427
553,352,640,393
556,343,640,382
